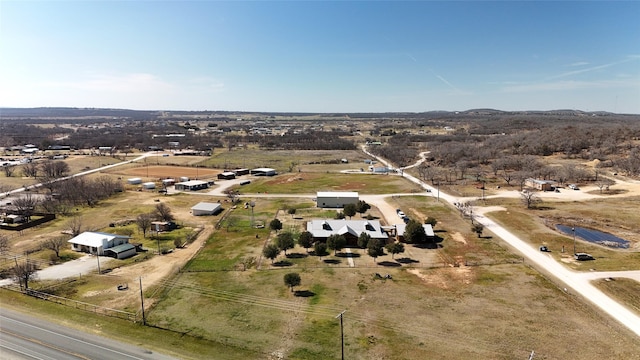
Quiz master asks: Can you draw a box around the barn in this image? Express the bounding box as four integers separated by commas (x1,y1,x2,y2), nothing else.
175,180,209,191
217,172,236,180
250,167,277,176
316,191,359,208
191,202,222,216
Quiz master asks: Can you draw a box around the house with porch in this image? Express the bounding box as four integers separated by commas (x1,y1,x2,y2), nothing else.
68,231,135,259
306,219,389,246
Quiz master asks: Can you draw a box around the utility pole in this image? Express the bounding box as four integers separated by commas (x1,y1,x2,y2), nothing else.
96,251,101,274
437,181,440,202
139,277,146,325
336,310,346,360
250,201,256,227
572,227,576,255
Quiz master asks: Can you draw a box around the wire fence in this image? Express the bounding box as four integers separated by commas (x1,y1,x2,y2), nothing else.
1,284,138,322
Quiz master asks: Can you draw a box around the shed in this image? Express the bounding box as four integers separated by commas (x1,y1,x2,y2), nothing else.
127,178,142,185
175,180,208,191
525,178,555,191
142,182,156,189
316,191,359,208
179,176,190,182
104,243,137,259
218,172,236,180
233,168,250,176
250,167,277,176
162,179,175,186
191,202,222,216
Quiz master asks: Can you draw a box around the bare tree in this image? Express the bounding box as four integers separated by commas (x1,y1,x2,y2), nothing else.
43,236,68,258
12,193,39,222
154,202,175,222
136,213,154,238
594,178,615,194
520,190,541,209
22,162,39,178
13,259,38,290
40,160,70,180
66,216,83,237
0,234,9,255
3,165,15,177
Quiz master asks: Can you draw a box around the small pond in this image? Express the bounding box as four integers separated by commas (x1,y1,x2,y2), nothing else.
556,224,630,249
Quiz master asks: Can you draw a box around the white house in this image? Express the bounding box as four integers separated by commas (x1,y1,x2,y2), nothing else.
316,191,359,208
306,219,388,246
68,231,135,259
191,202,222,216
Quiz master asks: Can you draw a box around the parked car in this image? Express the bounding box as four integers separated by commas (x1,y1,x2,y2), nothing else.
397,211,406,218
568,184,579,190
574,253,594,261
539,246,549,252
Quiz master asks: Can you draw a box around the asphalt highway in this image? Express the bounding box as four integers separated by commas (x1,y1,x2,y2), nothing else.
0,308,177,360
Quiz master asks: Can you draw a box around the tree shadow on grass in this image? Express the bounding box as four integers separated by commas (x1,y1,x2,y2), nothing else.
396,257,419,264
294,290,315,297
377,261,402,267
286,252,308,259
273,260,293,267
412,242,439,249
336,252,361,258
323,259,341,265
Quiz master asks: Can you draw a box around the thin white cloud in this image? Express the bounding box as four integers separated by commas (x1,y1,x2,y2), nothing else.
502,79,637,93
40,73,173,93
406,53,418,62
548,57,637,80
569,61,589,67
188,76,225,91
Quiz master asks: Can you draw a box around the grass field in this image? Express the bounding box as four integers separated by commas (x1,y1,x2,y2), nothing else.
236,172,422,195
2,151,640,359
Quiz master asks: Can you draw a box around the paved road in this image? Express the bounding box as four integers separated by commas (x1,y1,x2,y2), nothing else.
362,146,640,338
0,308,177,360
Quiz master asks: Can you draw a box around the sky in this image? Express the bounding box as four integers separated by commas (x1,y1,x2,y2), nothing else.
1,1,639,114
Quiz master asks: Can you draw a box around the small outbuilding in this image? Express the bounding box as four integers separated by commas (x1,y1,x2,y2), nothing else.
104,243,137,259
233,168,250,176
250,167,277,176
175,180,209,191
142,182,156,190
217,172,236,180
316,191,359,208
525,178,555,191
127,177,142,185
191,202,222,216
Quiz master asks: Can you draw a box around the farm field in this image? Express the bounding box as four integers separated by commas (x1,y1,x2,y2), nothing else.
2,145,640,360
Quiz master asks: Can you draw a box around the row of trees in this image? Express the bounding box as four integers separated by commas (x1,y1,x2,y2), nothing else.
262,230,409,265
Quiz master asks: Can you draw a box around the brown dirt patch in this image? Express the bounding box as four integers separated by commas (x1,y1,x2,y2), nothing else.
451,232,467,245
407,266,473,289
99,225,212,310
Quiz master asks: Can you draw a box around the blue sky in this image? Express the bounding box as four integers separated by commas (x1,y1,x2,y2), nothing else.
1,1,639,113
